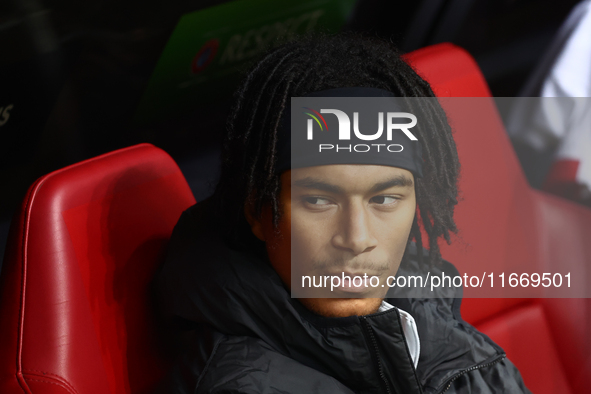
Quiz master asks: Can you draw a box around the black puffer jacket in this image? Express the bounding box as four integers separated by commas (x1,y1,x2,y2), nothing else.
154,201,531,394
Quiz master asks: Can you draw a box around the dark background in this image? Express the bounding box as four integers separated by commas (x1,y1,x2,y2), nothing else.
0,0,581,268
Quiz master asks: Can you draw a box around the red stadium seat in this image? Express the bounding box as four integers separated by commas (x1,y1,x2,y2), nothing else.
0,143,195,393
404,43,591,393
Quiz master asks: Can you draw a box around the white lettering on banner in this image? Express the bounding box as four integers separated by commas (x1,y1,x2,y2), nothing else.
319,109,350,140
307,119,314,140
353,112,383,140
387,144,403,152
318,144,404,153
0,104,14,127
387,112,417,141
308,110,418,141
219,9,324,65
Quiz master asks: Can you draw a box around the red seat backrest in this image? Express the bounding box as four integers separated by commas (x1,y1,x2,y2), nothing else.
404,43,591,393
0,143,196,393
405,44,537,321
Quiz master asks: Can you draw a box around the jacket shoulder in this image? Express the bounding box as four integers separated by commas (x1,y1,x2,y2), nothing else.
390,247,531,393
441,357,531,394
196,335,355,394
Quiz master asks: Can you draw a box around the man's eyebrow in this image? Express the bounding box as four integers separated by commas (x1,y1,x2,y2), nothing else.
293,177,344,194
292,175,413,194
369,175,414,193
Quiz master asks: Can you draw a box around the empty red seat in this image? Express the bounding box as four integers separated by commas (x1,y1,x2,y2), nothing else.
0,143,195,393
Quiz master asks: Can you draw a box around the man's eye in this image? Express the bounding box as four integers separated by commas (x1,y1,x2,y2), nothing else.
370,196,398,205
304,197,331,205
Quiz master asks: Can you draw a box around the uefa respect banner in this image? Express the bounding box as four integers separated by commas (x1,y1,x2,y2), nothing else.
288,96,591,299
134,0,356,124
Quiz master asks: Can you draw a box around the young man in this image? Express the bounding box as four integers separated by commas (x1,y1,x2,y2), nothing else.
155,34,530,393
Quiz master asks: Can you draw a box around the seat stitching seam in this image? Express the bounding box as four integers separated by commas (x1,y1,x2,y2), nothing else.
22,376,78,394
23,371,79,394
16,178,43,394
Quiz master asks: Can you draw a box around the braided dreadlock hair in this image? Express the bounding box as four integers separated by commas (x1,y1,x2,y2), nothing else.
211,33,460,267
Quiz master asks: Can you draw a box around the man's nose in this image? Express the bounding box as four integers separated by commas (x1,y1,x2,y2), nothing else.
331,203,378,255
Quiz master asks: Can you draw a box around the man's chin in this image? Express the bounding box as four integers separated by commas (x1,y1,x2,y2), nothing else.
299,297,384,318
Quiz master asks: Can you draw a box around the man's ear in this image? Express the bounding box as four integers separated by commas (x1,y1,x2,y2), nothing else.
244,200,266,242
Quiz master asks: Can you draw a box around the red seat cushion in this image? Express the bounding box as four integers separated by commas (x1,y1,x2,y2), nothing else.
405,44,532,321
476,302,572,394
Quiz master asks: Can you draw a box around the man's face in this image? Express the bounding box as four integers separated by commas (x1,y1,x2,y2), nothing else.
249,164,416,317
